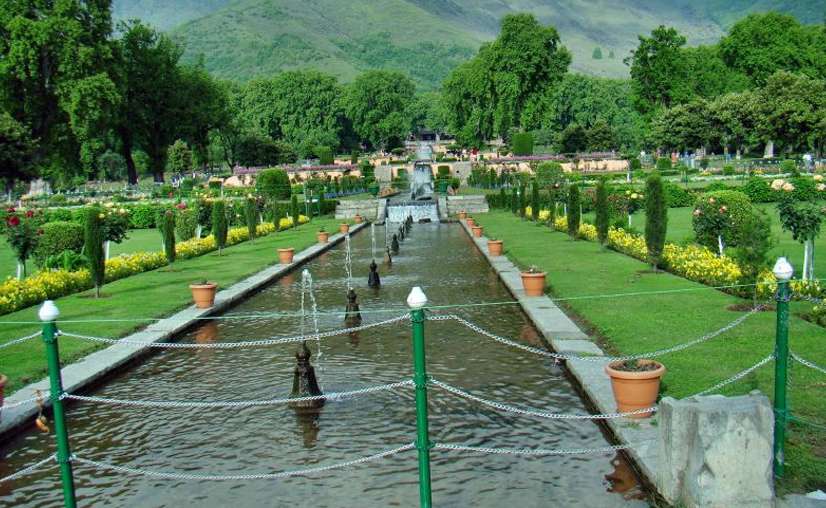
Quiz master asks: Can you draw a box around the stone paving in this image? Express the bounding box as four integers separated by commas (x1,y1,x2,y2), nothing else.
0,223,367,438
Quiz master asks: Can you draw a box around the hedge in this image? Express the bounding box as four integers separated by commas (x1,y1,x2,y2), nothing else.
34,221,85,267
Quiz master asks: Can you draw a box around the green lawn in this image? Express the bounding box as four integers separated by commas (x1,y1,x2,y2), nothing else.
1,229,165,280
475,211,826,494
585,204,826,280
0,218,337,394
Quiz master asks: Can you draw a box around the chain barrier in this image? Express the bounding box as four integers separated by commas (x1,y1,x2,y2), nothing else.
790,352,826,376
692,354,775,397
435,307,761,362
0,454,56,485
789,415,826,431
794,294,823,305
61,380,414,409
433,442,650,457
70,443,415,481
429,379,656,419
0,332,41,350
59,314,410,350
0,393,50,411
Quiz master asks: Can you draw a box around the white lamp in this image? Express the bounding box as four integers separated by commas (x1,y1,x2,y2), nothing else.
38,300,60,322
772,257,794,281
407,287,428,309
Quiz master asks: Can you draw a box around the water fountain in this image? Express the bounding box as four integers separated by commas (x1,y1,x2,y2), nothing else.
391,234,399,254
344,288,362,326
368,260,381,288
384,246,393,265
300,269,322,383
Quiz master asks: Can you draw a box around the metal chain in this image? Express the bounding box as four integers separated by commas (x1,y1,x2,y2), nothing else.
692,354,775,397
62,380,414,409
429,379,656,419
433,442,649,457
0,454,56,485
71,443,415,481
0,393,50,411
436,307,760,362
0,331,41,350
790,352,826,376
59,314,410,349
794,294,823,305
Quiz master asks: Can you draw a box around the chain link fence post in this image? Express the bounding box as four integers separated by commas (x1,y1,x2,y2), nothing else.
772,258,793,479
39,301,77,508
407,287,432,508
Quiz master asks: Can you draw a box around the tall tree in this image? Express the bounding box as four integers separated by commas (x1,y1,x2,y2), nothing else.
625,26,692,113
645,173,667,269
344,70,415,150
756,71,826,154
0,111,36,196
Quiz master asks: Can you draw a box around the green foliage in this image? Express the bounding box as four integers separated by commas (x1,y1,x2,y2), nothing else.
644,173,668,267
733,208,774,303
343,70,415,149
592,47,603,60
511,132,534,156
175,207,199,241
595,178,610,245
34,221,84,267
535,162,565,191
236,133,296,166
777,198,823,243
559,123,587,153
84,207,106,296
742,177,775,203
350,150,360,164
245,198,259,240
586,119,616,151
755,72,825,154
161,210,176,263
256,169,291,200
629,157,642,170
692,190,753,251
0,112,36,191
290,194,300,228
271,202,284,230
129,203,159,228
626,26,691,112
566,184,581,238
212,200,228,253
656,157,672,172
167,139,193,174
44,250,89,272
450,177,460,191
663,182,694,207
519,185,527,218
531,181,540,221
781,159,799,176
316,146,334,165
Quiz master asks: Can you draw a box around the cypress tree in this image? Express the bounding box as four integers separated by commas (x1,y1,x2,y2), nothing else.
567,184,581,239
162,210,176,264
245,197,258,241
595,177,610,246
645,173,668,268
212,200,228,255
519,184,527,218
290,194,300,228
85,207,106,297
499,187,506,210
531,181,540,221
511,187,518,214
272,201,283,230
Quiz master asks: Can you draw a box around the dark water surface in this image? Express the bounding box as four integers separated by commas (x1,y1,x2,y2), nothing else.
0,224,649,507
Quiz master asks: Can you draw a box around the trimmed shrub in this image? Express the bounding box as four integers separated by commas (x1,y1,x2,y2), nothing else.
733,208,773,304
742,177,774,203
629,157,641,170
161,210,176,264
34,221,84,267
245,198,258,240
291,194,300,228
437,165,450,178
567,184,581,239
175,206,199,241
351,150,360,164
317,146,334,165
663,182,694,208
656,157,672,172
129,203,158,228
256,169,291,200
595,178,609,245
531,181,540,221
212,200,228,254
645,173,668,268
781,159,799,176
84,207,106,297
722,164,736,176
511,132,534,156
168,139,193,174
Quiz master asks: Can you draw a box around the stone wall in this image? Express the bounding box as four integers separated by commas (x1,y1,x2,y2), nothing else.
335,199,380,220
446,195,489,215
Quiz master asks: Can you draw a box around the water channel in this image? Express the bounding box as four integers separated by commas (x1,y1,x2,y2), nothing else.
0,223,648,507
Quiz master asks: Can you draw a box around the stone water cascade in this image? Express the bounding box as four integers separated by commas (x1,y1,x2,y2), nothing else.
386,201,439,223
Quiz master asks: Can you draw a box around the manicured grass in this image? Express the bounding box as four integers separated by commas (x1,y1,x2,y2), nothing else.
585,203,826,280
1,229,165,280
0,218,338,394
475,211,826,494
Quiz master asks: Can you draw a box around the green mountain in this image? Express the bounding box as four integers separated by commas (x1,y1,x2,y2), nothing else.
112,0,820,87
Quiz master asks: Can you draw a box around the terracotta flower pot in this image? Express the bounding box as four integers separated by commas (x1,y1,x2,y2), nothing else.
317,231,329,243
520,271,546,297
0,374,6,420
458,211,467,220
354,214,363,224
605,360,666,418
339,223,350,234
466,217,475,227
278,248,295,264
487,239,503,256
471,226,483,238
190,282,218,309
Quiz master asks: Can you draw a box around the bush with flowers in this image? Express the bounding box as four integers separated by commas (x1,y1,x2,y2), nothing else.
3,207,42,278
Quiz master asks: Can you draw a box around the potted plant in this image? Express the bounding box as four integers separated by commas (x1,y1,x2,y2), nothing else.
471,225,483,238
354,214,363,224
520,266,546,297
190,280,218,308
487,238,504,256
466,217,475,227
604,359,666,418
339,223,350,234
317,228,330,243
458,210,468,220
278,247,295,264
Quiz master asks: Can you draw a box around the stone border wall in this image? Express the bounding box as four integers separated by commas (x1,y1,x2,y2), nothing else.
0,223,367,440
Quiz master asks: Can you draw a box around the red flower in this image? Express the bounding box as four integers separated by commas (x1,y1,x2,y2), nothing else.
6,207,15,213
25,210,34,218
7,216,20,227
176,202,187,210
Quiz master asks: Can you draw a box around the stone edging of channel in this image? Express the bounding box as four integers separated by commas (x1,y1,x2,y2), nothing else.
458,220,660,491
0,223,367,439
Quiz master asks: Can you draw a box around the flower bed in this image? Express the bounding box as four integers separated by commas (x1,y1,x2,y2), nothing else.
0,220,302,316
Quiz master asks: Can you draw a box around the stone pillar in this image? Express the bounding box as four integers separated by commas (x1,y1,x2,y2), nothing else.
658,392,774,508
